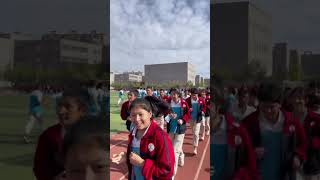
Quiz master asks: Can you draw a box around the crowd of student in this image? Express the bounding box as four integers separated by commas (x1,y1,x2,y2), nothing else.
25,81,108,180
211,81,320,180
112,86,211,180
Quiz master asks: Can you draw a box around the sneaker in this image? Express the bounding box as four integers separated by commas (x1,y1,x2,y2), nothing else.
193,148,197,155
206,131,210,136
23,136,31,143
178,154,184,167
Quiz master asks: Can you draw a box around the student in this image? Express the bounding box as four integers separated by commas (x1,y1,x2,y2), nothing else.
87,81,100,116
233,88,256,122
118,89,125,105
120,90,139,131
33,88,89,180
146,86,153,97
288,87,320,179
62,116,108,180
146,95,170,130
200,89,211,138
186,88,206,155
159,89,169,102
112,98,175,180
24,84,44,143
211,88,259,180
242,82,307,180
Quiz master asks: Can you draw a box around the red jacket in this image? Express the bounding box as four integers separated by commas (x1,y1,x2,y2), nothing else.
159,95,169,103
241,110,307,162
204,96,211,117
34,124,64,180
120,100,131,120
304,111,320,150
222,114,260,180
127,121,175,180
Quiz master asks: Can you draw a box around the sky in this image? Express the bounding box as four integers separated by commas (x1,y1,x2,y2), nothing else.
110,0,210,78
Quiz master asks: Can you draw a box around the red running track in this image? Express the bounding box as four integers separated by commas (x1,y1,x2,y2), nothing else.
110,124,210,180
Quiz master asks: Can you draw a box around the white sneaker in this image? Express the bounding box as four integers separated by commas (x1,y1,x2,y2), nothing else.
193,148,197,155
206,131,210,136
23,136,31,143
178,154,184,167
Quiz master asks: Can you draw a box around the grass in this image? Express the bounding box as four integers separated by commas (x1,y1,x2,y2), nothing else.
0,94,57,180
110,91,127,135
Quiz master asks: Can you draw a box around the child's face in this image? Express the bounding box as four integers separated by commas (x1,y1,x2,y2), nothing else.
127,93,136,102
146,88,153,96
191,94,198,100
130,107,152,130
171,92,179,102
65,142,108,180
58,97,85,126
259,102,281,122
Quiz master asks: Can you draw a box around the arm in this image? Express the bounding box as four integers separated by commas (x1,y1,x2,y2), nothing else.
294,120,307,161
120,102,128,120
142,131,175,179
181,102,191,124
33,133,54,180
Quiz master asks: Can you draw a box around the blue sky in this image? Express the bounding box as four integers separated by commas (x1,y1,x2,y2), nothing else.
110,0,210,78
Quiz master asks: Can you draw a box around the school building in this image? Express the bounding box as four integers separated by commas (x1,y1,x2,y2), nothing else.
144,62,196,86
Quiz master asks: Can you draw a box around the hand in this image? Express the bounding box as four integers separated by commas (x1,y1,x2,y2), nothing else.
255,147,265,159
190,108,193,112
112,152,126,165
178,119,184,125
202,112,205,116
129,152,145,167
127,117,132,121
292,156,301,170
169,113,177,119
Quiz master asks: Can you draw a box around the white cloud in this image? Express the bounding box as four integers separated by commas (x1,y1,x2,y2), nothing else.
111,0,210,78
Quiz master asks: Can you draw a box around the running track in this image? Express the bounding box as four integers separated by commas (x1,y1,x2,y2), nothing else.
110,124,210,180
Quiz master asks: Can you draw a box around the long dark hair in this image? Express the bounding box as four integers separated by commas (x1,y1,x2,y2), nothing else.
129,97,170,117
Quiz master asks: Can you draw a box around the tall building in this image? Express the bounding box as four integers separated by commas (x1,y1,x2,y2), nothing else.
212,1,272,78
288,49,301,80
144,62,196,86
195,75,200,87
204,78,210,87
272,43,289,81
301,51,320,80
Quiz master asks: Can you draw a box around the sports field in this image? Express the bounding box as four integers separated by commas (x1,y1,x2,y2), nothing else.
110,91,127,134
0,93,57,180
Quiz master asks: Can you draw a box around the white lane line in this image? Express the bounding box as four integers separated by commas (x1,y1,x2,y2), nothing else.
194,137,210,180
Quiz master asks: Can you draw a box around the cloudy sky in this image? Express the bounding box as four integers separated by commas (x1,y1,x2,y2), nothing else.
110,0,210,78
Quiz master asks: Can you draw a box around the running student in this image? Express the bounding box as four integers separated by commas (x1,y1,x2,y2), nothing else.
165,88,190,178
233,88,256,122
33,88,89,180
62,116,108,180
186,88,206,155
118,89,125,105
242,82,307,180
288,87,320,179
211,87,259,180
24,84,44,143
112,98,175,180
200,89,211,138
121,90,139,131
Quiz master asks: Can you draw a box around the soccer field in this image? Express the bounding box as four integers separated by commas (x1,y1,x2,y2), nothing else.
0,94,57,180
110,91,127,135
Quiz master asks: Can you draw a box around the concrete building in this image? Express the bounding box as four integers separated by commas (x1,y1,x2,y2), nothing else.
14,38,103,69
272,43,289,81
195,75,200,87
144,62,196,85
0,32,34,81
200,77,204,86
114,72,143,84
212,1,272,78
301,51,320,80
